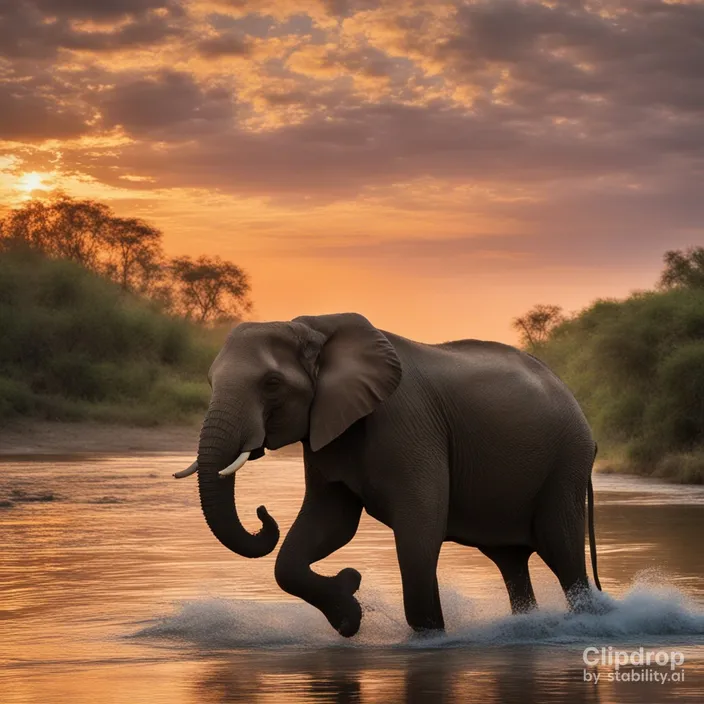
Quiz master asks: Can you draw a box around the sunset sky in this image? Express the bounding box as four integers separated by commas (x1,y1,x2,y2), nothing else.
1,0,702,342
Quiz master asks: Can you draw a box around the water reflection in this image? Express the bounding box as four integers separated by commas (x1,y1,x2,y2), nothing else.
188,645,701,703
0,452,702,703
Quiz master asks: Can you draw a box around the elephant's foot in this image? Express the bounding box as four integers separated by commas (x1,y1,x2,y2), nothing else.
511,595,538,615
566,584,611,615
324,568,363,638
335,566,361,595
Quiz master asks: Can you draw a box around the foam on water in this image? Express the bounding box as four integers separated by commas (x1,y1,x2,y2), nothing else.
130,578,704,651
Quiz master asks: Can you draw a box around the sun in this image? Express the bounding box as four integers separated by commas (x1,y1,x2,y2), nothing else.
17,171,47,192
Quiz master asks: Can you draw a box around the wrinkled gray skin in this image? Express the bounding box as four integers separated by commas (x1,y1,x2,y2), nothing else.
191,313,600,638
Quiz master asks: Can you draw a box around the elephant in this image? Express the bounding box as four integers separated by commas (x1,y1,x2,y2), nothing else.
175,312,601,638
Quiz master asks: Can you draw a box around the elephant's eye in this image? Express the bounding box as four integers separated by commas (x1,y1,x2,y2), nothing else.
263,374,283,391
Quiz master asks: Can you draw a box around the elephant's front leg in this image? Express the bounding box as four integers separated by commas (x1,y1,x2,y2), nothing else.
275,481,363,637
393,493,447,633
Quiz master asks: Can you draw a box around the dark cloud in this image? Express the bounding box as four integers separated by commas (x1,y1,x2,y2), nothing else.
0,73,93,141
321,0,387,18
319,45,398,80
62,0,701,202
196,30,251,58
30,0,179,20
0,0,186,60
100,71,235,138
79,97,699,201
440,0,704,116
2,0,703,258
262,89,310,106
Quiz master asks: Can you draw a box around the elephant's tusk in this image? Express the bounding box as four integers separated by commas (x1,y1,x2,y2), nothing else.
219,451,250,477
173,461,198,479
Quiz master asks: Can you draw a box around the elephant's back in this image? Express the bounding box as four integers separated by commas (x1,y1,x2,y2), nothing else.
433,338,575,405
383,331,591,442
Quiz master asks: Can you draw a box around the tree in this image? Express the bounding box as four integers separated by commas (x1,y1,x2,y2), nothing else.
0,198,55,252
102,217,163,292
0,195,111,269
0,195,164,293
512,304,566,349
169,255,252,323
660,247,704,290
49,196,112,268
0,195,255,326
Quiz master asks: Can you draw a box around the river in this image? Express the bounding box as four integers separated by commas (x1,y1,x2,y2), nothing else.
1,452,703,703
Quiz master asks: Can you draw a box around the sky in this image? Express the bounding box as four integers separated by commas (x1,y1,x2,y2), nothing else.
1,0,702,343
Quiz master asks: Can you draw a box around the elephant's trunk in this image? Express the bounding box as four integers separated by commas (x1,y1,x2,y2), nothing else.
196,406,279,558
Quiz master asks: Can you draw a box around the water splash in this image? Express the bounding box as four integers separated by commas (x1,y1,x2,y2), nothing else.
129,579,704,651
432,585,704,648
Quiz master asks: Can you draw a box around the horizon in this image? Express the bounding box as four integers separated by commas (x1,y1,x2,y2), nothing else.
1,0,702,343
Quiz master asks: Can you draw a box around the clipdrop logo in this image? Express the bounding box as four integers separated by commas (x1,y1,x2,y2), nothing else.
582,646,686,684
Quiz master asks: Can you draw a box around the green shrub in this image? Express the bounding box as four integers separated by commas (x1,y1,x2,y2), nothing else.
0,377,36,417
653,452,704,484
0,250,223,424
536,286,704,478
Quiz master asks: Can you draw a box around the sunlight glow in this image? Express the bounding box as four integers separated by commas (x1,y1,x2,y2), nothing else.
17,172,47,192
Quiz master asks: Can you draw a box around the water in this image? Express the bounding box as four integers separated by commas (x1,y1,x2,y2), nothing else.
1,452,703,703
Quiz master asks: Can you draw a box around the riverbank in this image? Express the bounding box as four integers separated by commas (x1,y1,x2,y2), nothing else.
596,452,704,485
0,420,699,483
0,420,201,455
0,420,304,459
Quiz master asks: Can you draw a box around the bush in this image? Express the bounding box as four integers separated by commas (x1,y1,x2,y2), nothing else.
0,250,222,424
0,378,36,417
653,452,704,485
536,286,704,477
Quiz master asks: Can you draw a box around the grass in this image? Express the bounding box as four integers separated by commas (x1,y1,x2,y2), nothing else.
0,249,223,424
535,287,704,484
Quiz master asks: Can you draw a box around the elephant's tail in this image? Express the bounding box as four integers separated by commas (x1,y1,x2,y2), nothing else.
588,443,602,591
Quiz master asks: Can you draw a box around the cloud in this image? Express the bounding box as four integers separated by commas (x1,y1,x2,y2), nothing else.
196,29,252,57
0,72,94,141
1,0,703,259
106,2,704,196
0,0,186,60
70,93,696,204
100,70,235,138
30,0,179,20
435,0,704,117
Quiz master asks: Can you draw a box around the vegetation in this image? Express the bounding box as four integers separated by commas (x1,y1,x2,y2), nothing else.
515,248,704,484
0,194,254,424
0,249,224,424
659,246,704,290
512,303,566,348
0,194,252,323
169,255,251,323
3,191,702,484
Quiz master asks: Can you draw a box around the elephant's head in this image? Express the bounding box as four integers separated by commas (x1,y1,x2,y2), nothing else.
175,313,402,559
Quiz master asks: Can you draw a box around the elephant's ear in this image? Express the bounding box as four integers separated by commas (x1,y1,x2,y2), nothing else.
294,313,402,452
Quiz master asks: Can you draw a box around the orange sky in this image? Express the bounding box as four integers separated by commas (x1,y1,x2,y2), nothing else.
1,0,702,342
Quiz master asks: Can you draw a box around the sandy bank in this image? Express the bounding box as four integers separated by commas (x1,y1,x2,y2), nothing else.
0,420,304,459
0,420,202,456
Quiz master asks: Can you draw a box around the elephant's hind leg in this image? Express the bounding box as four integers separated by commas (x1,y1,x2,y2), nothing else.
532,481,593,611
275,480,363,637
479,545,537,614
